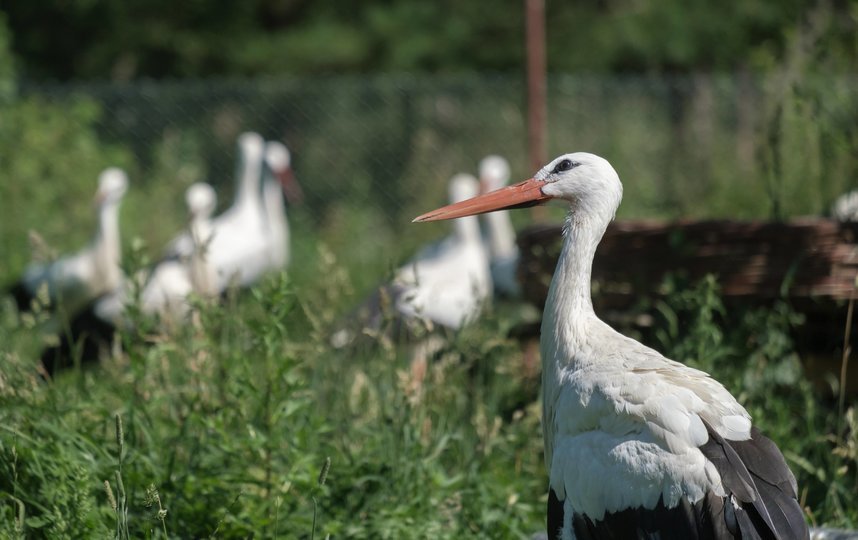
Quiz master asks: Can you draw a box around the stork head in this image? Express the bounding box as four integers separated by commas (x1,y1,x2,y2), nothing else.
186,182,217,220
264,140,303,205
95,167,129,206
414,153,622,224
264,140,291,170
478,155,511,193
237,132,265,165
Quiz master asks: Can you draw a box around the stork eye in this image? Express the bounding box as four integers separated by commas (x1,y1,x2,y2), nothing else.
553,159,577,173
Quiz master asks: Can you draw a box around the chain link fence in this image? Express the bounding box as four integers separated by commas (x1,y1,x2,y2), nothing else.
3,73,858,289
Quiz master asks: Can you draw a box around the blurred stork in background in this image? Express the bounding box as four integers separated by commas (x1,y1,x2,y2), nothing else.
95,182,219,328
165,132,268,290
42,182,219,373
8,168,128,318
166,133,300,291
332,173,492,349
394,174,492,328
478,155,520,298
262,140,302,272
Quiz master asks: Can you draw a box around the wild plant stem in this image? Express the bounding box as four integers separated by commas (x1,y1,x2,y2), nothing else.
838,289,854,439
311,496,318,540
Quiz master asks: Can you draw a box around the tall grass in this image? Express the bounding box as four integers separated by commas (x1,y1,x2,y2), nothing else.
0,257,856,537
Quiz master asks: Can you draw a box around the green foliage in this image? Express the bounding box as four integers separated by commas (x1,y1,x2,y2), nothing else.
0,95,133,276
0,11,14,102
2,251,857,536
651,275,858,527
0,267,548,537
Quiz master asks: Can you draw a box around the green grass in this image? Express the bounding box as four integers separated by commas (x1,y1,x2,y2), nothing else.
1,250,857,538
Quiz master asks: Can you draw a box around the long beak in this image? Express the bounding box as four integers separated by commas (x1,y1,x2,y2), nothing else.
93,191,107,207
413,177,550,222
276,168,304,205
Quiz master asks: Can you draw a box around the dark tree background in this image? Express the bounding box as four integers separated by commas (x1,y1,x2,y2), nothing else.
1,0,855,81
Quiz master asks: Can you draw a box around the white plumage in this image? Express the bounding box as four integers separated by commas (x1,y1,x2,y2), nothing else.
832,189,858,222
166,132,269,290
95,182,218,325
261,140,295,271
414,152,808,539
12,167,128,316
140,182,218,319
394,174,492,329
331,174,492,350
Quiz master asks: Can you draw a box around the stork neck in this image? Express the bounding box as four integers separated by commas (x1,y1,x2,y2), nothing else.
94,200,122,284
484,210,518,259
543,210,609,358
189,216,216,295
235,154,263,208
454,214,482,244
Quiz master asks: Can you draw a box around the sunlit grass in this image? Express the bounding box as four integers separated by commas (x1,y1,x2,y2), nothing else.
1,254,857,537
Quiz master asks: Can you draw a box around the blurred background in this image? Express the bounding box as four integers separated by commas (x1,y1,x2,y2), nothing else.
2,0,857,286
1,1,858,537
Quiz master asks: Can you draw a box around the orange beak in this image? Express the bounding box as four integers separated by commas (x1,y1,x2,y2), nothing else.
413,177,551,222
276,168,304,205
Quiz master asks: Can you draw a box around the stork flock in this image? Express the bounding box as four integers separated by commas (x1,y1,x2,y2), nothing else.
7,142,815,538
9,132,300,371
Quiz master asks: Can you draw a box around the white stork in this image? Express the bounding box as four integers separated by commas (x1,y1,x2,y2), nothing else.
332,173,492,348
138,182,218,321
41,181,221,374
387,173,492,329
415,153,809,539
95,182,218,327
262,140,301,272
10,167,128,317
166,131,269,290
478,155,520,298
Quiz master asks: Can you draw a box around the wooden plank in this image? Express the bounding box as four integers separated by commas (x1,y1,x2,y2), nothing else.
518,219,858,309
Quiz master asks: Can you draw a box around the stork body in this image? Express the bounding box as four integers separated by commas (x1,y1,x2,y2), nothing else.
391,174,492,329
165,132,269,290
96,182,218,327
139,182,218,321
10,168,128,317
41,182,220,374
332,174,491,349
415,153,808,539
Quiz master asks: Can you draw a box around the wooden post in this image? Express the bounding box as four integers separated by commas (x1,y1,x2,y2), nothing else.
525,0,547,220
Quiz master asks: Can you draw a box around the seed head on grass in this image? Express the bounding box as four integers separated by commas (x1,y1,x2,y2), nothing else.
318,457,331,487
104,480,117,511
311,457,331,540
146,483,169,536
12,496,25,535
115,413,124,462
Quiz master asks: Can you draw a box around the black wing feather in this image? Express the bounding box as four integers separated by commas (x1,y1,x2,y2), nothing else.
39,303,117,375
548,423,808,540
701,421,809,540
570,496,706,540
547,488,564,540
6,280,34,313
